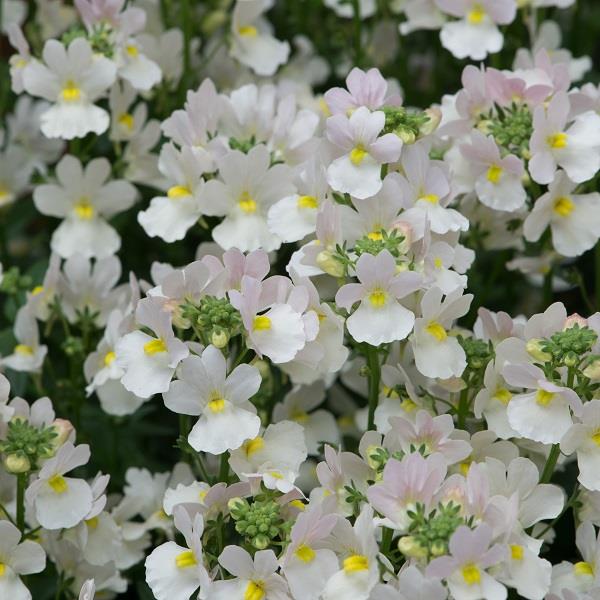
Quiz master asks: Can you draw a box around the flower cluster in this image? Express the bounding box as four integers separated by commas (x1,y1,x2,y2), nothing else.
0,0,600,599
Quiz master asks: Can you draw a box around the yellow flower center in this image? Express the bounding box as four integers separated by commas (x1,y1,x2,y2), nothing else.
244,436,265,457
553,196,574,217
86,516,99,529
343,554,369,573
143,339,167,355
486,165,503,184
350,145,368,166
574,561,595,576
74,197,95,220
591,429,600,446
400,398,418,412
494,388,512,405
425,321,447,341
239,25,258,37
459,460,472,476
297,195,318,209
295,544,316,563
244,580,265,600
289,499,306,511
239,191,257,214
535,389,555,406
118,112,135,130
291,410,309,423
126,45,139,57
104,351,116,366
467,4,486,24
368,230,384,241
15,344,34,356
0,563,4,577
462,563,481,585
207,390,226,413
547,132,568,149
48,474,68,494
434,257,443,269
167,185,192,199
31,285,44,296
369,289,387,308
175,550,197,569
420,194,439,204
511,545,524,560
253,315,271,331
61,80,81,102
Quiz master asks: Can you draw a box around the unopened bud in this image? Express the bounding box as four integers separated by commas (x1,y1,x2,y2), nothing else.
253,534,270,550
564,314,588,330
227,497,248,515
398,535,428,559
202,10,228,35
316,251,345,278
50,419,74,451
584,359,600,381
4,453,31,474
563,352,578,368
211,329,229,349
430,539,447,557
252,359,271,379
390,220,412,253
420,107,442,136
526,339,551,362
397,129,416,144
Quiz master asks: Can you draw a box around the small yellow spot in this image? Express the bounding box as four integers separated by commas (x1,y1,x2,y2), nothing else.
420,194,439,204
459,460,472,476
104,351,116,366
548,133,568,149
118,112,135,130
0,563,4,577
574,561,595,576
467,4,485,24
86,517,99,529
15,344,34,356
207,391,226,413
368,230,384,241
425,321,447,342
462,563,481,585
269,471,283,479
383,385,399,398
143,339,167,355
369,289,387,308
494,388,512,405
48,474,68,494
297,195,318,209
536,389,554,407
31,286,44,296
126,44,139,57
350,146,368,166
244,436,264,457
61,80,81,102
434,257,443,269
400,398,418,412
244,580,265,600
289,499,306,511
199,489,208,501
239,25,258,37
318,98,331,118
343,554,369,573
486,165,503,184
591,430,600,446
295,544,316,563
167,185,192,199
553,196,574,217
511,545,524,561
291,410,309,424
0,186,9,202
74,197,95,220
175,550,197,569
239,191,257,214
253,315,271,331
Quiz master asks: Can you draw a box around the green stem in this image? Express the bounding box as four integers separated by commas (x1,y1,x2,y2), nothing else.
457,387,469,430
0,501,17,528
539,444,561,484
16,473,26,533
181,0,192,93
350,0,363,68
218,452,229,484
366,346,381,430
542,266,553,309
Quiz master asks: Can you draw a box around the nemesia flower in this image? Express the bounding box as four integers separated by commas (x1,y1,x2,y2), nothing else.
326,107,403,200
163,345,262,455
25,442,94,530
335,250,423,346
22,38,117,139
0,521,46,600
324,0,376,19
2,307,47,373
371,565,447,600
33,155,137,258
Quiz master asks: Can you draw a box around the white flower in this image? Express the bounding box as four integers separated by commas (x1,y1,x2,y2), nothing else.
523,171,600,258
163,345,262,455
411,287,472,380
34,155,136,259
25,442,94,530
210,546,289,599
145,506,210,600
336,250,423,346
79,579,95,600
230,0,290,76
138,143,210,243
0,521,46,600
324,0,376,19
115,298,189,398
116,39,161,92
2,307,47,374
22,38,116,139
200,144,296,252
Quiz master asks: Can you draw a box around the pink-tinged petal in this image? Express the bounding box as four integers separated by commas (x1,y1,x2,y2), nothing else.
529,151,557,185
435,0,467,18
335,283,365,310
324,88,354,115
326,114,354,151
484,0,517,25
389,271,423,300
426,556,458,579
350,107,386,145
369,133,403,164
502,363,543,389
